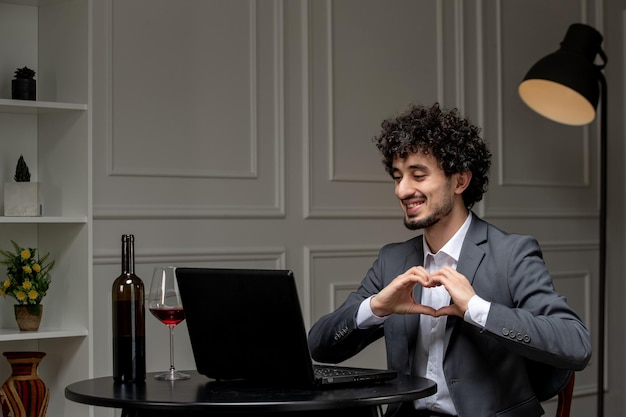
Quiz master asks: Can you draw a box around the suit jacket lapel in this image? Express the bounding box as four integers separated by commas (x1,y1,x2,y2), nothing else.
456,214,488,283
404,237,424,372
444,213,488,353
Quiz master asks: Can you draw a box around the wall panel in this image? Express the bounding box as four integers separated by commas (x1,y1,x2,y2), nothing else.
305,0,440,218
94,0,284,218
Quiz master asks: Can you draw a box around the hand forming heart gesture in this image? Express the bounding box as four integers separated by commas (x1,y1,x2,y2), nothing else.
369,266,476,318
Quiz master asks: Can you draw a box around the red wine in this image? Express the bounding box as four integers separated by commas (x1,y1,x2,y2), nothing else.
112,235,146,383
112,335,146,383
150,307,185,326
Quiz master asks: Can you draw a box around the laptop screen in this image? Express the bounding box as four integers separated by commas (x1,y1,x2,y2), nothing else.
176,267,316,386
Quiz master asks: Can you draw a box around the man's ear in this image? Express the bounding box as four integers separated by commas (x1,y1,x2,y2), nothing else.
454,170,472,194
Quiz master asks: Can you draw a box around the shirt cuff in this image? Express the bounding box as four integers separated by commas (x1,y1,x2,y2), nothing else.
463,295,491,328
356,296,388,329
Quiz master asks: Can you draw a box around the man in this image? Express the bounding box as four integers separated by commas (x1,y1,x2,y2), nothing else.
308,103,592,417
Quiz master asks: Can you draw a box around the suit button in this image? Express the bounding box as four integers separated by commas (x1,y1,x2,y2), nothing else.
502,328,509,336
516,333,523,341
509,331,517,339
523,335,531,343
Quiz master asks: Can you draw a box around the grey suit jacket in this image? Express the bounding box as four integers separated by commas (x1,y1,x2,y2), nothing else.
308,214,592,417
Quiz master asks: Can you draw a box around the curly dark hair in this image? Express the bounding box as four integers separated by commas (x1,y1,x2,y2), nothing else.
373,103,491,209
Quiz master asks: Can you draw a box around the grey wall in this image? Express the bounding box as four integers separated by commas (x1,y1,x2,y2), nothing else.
91,1,626,416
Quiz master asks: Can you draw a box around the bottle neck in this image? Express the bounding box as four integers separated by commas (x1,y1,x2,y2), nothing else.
121,235,135,275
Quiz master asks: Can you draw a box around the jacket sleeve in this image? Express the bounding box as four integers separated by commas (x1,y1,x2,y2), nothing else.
478,234,592,370
308,249,392,364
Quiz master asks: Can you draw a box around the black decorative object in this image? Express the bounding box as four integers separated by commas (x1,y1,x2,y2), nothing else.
14,155,31,182
11,67,36,101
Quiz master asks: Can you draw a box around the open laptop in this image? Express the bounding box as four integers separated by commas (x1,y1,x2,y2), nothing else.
175,267,397,387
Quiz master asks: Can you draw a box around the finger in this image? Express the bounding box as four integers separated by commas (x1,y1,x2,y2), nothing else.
430,267,465,287
408,265,429,275
408,267,441,287
408,303,438,316
433,305,462,318
420,273,443,287
406,266,430,280
431,266,456,281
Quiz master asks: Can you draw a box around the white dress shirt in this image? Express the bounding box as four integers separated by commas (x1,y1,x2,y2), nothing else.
356,213,491,415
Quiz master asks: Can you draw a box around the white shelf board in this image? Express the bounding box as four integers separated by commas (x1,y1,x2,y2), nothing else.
0,0,66,6
0,216,88,224
0,0,37,5
0,327,88,342
0,99,87,114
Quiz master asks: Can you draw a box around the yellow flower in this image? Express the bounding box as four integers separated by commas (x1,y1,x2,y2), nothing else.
0,241,55,305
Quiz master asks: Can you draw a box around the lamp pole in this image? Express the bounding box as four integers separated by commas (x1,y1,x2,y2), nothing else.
597,70,607,417
518,23,607,416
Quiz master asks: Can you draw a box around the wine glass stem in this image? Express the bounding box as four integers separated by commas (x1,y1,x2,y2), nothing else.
168,325,176,371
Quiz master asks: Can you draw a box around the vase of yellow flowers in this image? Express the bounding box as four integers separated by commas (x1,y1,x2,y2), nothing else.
0,241,54,331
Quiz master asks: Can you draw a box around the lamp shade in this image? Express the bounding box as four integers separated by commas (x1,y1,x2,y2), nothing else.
518,23,605,126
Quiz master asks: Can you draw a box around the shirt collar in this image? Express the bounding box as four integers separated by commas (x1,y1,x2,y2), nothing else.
423,212,473,261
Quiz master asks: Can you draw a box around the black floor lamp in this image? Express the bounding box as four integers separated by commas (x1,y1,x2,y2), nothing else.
518,23,607,417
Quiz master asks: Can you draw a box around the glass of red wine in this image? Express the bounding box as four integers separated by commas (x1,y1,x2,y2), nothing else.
149,266,190,380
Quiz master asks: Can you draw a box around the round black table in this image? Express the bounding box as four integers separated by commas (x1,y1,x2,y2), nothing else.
65,371,436,417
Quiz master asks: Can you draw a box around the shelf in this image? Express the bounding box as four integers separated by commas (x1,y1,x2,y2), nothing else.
0,327,88,342
0,0,37,5
0,216,88,224
0,99,87,114
0,0,68,6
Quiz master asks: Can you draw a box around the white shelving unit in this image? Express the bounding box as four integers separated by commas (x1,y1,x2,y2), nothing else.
0,0,91,416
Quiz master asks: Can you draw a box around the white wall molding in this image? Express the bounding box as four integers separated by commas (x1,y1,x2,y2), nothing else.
95,246,286,268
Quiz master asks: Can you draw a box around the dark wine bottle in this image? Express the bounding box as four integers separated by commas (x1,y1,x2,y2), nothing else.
112,234,146,383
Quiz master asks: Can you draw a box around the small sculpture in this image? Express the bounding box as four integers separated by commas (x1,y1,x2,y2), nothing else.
14,155,31,182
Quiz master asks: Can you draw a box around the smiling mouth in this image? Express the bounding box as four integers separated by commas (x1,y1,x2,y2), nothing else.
403,198,425,215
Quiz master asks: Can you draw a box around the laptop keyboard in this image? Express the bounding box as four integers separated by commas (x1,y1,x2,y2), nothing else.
314,366,367,377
